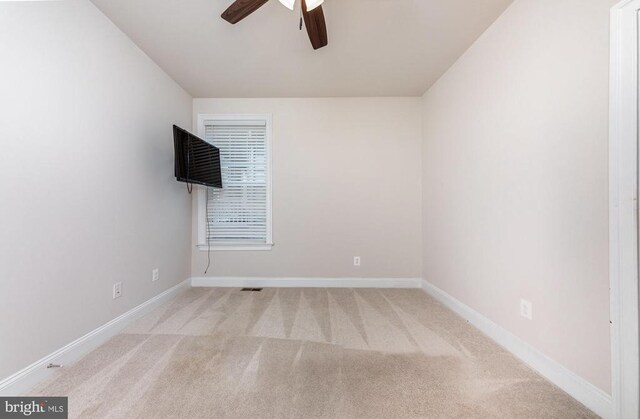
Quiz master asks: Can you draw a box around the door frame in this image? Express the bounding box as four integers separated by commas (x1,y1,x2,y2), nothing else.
610,1,640,417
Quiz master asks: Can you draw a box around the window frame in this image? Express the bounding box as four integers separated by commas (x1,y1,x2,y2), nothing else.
196,113,273,251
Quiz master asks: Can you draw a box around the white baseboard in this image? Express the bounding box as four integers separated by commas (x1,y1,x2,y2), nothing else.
420,279,612,419
3,276,607,416
191,276,422,289
0,279,191,396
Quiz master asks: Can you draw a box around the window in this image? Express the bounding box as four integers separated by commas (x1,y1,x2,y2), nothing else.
197,114,272,251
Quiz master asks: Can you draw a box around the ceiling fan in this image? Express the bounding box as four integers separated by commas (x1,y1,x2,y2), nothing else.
221,0,328,50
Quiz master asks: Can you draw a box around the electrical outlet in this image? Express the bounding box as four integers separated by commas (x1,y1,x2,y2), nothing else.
353,256,361,266
520,299,532,320
113,282,122,299
152,268,159,282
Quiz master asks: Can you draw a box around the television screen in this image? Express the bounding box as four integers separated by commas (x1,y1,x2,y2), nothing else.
173,125,222,188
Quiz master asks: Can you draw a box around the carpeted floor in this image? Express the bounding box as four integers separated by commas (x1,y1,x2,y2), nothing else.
33,287,596,418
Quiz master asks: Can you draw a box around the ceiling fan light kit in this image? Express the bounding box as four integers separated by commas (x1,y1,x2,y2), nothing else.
221,0,328,50
277,0,295,11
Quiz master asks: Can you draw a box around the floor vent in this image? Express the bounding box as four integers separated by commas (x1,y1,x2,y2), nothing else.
241,288,263,292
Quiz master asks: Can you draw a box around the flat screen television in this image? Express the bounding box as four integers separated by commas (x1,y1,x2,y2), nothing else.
173,125,222,188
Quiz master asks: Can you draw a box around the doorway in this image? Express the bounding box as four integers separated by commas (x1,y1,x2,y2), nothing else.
610,1,640,417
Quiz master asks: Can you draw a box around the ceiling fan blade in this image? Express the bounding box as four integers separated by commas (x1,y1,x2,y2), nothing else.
301,0,328,50
221,0,270,24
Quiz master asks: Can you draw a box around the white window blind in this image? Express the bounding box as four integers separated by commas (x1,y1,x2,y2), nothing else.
203,119,270,246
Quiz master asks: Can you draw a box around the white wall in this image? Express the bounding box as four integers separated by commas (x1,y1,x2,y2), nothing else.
0,0,192,380
421,0,614,393
192,98,422,279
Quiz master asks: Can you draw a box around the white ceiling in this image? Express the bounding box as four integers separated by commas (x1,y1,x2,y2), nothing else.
91,0,513,98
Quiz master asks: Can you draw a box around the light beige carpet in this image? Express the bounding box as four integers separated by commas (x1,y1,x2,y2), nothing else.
33,288,596,418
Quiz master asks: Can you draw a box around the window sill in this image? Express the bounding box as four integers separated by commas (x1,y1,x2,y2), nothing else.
197,244,273,252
